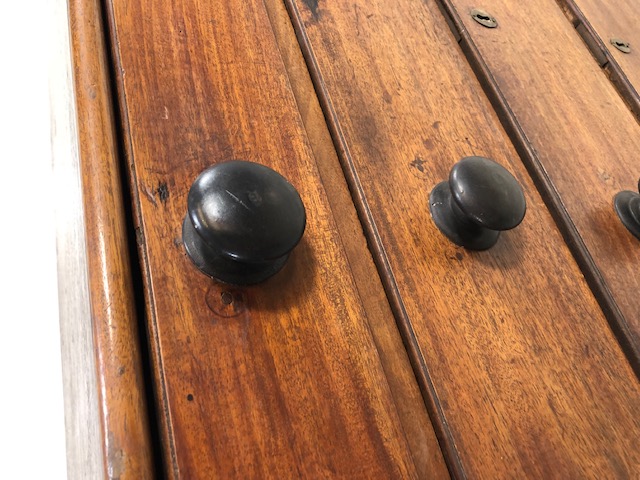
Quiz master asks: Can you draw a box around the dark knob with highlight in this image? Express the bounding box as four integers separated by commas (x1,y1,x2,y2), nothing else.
614,178,640,240
429,156,526,250
182,160,306,285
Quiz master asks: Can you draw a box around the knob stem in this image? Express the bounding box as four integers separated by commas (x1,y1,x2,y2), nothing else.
430,181,500,250
182,217,290,285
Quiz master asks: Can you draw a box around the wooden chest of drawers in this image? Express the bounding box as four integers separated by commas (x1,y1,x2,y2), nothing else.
69,0,640,477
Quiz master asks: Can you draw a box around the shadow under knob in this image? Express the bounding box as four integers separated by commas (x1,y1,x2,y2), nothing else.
429,156,526,250
182,160,306,285
614,178,640,240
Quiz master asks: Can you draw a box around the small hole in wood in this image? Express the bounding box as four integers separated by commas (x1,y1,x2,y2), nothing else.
221,291,233,305
187,394,194,401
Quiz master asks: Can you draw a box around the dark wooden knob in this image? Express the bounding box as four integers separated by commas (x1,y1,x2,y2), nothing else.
429,156,526,250
614,178,640,240
182,160,306,285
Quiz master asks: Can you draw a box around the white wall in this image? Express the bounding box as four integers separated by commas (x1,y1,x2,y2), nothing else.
0,1,84,478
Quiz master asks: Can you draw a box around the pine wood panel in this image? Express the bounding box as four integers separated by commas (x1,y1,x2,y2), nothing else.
103,0,436,477
438,0,640,365
557,0,640,120
286,0,640,477
69,0,155,477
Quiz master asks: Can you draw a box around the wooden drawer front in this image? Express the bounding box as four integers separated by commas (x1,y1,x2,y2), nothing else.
103,0,443,477
558,0,640,119
440,0,640,362
286,0,640,477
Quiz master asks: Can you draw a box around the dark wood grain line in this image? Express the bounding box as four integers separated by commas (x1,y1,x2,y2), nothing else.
69,0,156,477
262,1,450,477
101,0,179,476
101,0,424,477
434,0,640,378
284,2,466,478
283,0,640,476
555,0,640,123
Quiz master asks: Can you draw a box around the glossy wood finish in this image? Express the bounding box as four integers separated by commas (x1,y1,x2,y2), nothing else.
263,1,449,477
287,0,640,477
69,0,155,477
438,0,640,365
104,0,431,477
557,0,640,120
52,0,103,476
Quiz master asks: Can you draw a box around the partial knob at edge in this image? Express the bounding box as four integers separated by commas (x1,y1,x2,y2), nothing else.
182,160,306,285
614,178,640,240
429,156,526,250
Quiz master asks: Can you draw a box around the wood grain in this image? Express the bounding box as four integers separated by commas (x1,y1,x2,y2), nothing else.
438,0,640,367
286,0,640,477
51,0,104,476
103,0,428,477
69,0,155,477
556,0,640,121
262,1,449,477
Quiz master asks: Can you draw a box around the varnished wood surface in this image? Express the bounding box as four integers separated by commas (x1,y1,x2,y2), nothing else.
263,1,449,477
69,0,155,477
439,0,640,365
287,0,640,477
52,0,103,477
557,0,640,120
104,0,431,477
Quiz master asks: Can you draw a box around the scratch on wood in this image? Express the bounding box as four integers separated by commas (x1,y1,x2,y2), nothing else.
141,182,170,206
141,183,157,206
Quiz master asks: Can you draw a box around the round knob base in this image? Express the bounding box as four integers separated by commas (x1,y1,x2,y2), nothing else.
182,216,289,285
614,190,640,240
429,181,500,250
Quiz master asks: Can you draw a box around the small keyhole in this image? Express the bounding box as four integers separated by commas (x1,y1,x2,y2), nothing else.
611,38,630,52
471,9,497,27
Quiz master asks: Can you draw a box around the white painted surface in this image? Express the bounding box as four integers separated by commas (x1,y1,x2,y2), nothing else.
0,0,103,478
